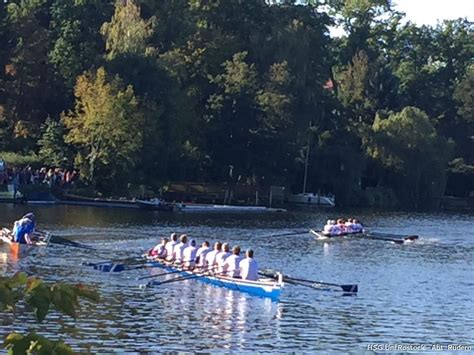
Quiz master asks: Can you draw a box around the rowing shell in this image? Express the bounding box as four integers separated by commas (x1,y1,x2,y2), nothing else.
143,258,284,300
310,229,418,244
1,228,51,247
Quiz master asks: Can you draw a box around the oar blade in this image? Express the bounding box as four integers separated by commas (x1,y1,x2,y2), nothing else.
49,234,94,250
91,263,126,272
341,284,358,293
91,262,152,272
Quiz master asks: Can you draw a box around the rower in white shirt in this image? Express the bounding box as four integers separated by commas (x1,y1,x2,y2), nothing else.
222,246,243,278
172,234,188,264
204,241,222,270
182,239,198,269
345,218,354,233
215,243,231,273
239,249,259,281
195,241,211,269
149,237,168,258
165,233,179,261
323,220,333,235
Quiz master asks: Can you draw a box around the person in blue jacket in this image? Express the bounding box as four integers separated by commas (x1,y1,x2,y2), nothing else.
12,212,36,244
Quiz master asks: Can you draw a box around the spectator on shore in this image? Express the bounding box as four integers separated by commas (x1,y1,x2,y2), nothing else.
11,169,20,199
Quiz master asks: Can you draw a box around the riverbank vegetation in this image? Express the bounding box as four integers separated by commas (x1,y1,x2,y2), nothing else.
0,272,99,353
0,0,472,208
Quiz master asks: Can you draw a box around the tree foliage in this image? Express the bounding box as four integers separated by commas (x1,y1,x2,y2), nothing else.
366,107,453,206
0,0,472,206
38,117,71,167
101,0,154,60
0,272,99,354
62,67,144,188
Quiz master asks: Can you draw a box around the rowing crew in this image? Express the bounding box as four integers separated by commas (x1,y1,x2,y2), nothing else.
148,233,259,281
322,218,364,236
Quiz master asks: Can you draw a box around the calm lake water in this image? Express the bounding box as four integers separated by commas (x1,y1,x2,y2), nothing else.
1,204,473,352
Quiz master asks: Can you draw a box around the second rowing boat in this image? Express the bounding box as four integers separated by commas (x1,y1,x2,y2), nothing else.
310,229,418,244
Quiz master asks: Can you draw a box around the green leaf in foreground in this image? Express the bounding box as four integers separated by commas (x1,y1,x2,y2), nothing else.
4,332,73,355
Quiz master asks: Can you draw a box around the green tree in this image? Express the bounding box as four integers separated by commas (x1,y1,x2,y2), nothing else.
366,107,453,207
1,0,64,151
1,272,99,354
102,0,194,187
452,64,474,164
0,2,8,148
389,20,473,154
62,67,144,191
101,0,154,61
38,117,72,167
49,0,113,87
207,52,296,182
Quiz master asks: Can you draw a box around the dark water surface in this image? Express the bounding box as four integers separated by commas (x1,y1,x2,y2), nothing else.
1,204,473,352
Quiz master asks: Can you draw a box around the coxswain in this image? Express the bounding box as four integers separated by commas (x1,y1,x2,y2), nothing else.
239,249,259,281
22,212,36,227
182,239,198,269
215,243,231,273
149,237,168,258
195,241,211,269
222,245,243,278
172,234,188,264
12,213,36,244
204,241,222,270
165,233,179,261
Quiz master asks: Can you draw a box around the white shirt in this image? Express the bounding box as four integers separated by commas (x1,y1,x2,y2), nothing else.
173,242,187,262
344,222,353,233
239,257,258,281
223,254,243,277
165,240,178,260
183,245,198,263
215,251,231,273
151,243,166,258
323,224,332,234
205,250,220,269
196,246,211,267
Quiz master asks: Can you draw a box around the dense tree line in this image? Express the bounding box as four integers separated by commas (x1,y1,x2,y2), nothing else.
0,0,472,207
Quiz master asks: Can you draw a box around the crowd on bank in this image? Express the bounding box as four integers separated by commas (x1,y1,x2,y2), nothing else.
0,166,79,190
147,233,259,281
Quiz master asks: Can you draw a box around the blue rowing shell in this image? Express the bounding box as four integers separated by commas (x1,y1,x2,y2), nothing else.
145,260,284,300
